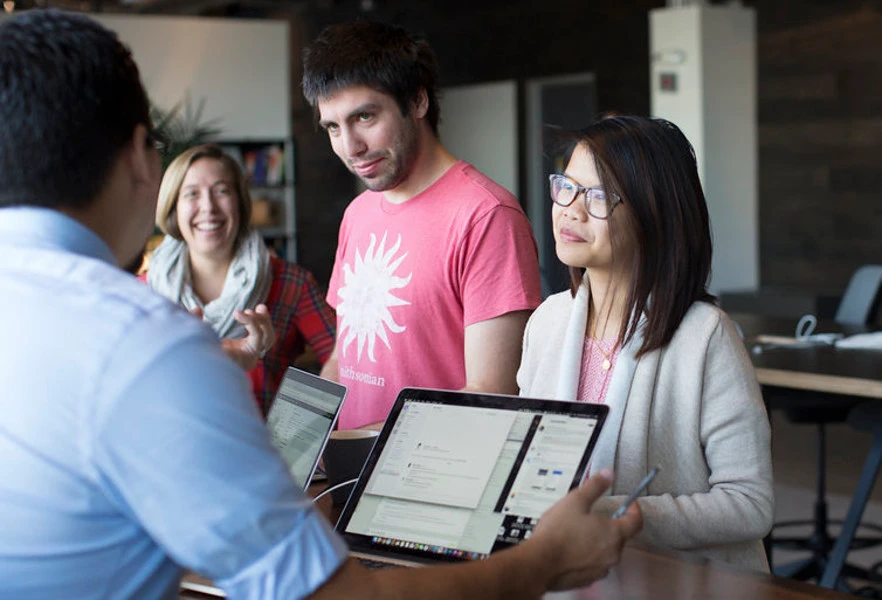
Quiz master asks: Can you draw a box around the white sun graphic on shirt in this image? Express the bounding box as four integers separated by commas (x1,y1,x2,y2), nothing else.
337,232,412,363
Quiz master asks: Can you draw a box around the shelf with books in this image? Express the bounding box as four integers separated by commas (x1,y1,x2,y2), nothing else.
218,139,297,262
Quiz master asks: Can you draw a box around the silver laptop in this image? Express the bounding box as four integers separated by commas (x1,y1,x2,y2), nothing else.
336,387,609,568
266,367,347,490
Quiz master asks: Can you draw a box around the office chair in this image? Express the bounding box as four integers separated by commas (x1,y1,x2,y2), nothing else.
817,400,882,594
770,264,882,585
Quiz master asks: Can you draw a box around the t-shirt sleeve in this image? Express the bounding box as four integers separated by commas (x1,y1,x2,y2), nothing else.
326,213,350,310
458,205,542,326
90,319,347,597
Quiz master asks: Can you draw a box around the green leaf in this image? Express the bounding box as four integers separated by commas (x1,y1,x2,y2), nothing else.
150,92,223,170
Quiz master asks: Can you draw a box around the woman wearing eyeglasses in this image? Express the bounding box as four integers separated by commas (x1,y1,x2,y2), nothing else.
147,144,336,416
517,115,773,571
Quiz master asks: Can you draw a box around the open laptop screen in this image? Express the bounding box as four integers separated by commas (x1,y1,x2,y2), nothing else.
336,388,608,564
266,367,347,490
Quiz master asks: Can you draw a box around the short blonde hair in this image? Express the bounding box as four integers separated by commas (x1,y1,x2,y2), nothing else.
155,144,252,251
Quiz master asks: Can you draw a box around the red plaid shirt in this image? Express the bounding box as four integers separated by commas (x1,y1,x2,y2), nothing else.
249,257,336,415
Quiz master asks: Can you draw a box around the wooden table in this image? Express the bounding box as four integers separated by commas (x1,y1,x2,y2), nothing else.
548,545,853,599
181,480,854,600
732,313,882,590
181,544,853,600
734,313,882,399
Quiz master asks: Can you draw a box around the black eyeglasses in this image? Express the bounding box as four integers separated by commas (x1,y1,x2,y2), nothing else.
549,173,622,220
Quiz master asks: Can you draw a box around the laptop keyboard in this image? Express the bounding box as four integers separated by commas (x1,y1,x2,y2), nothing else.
357,557,401,570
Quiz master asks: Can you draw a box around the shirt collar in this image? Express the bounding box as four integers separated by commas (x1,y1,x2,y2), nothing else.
0,206,117,266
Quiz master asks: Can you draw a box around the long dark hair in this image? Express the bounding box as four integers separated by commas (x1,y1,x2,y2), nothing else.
567,115,715,357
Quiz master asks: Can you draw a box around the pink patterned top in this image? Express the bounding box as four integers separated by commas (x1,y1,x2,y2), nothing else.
577,336,621,403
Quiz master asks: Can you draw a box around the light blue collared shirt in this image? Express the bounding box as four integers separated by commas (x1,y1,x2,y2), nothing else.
0,207,347,599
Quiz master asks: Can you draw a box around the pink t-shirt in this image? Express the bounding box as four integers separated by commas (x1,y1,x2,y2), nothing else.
327,161,541,429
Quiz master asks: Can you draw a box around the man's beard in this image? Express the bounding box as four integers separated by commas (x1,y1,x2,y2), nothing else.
354,121,420,192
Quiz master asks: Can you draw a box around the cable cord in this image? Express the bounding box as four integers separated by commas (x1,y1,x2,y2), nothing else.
312,478,359,503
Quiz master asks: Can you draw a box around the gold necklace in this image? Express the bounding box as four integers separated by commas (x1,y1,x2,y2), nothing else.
594,338,616,371
590,315,618,371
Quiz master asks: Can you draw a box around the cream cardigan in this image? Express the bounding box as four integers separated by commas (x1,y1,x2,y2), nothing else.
517,289,774,573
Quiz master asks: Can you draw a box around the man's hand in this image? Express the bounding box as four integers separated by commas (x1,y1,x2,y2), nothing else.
529,470,643,591
189,304,277,371
308,470,642,600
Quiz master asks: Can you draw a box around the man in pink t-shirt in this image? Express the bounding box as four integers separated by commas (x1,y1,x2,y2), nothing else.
302,21,541,429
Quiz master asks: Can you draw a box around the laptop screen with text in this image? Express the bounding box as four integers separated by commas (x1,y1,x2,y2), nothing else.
266,367,347,490
336,388,607,565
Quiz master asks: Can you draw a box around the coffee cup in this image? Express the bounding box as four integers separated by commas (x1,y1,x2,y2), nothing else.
322,429,380,506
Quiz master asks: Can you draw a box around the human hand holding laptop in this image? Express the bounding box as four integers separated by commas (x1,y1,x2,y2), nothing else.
310,469,643,599
317,389,641,598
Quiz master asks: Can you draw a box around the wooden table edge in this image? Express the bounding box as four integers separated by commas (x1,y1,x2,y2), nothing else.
756,367,882,399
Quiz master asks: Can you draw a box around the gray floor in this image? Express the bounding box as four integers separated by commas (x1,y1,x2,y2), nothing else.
771,411,882,593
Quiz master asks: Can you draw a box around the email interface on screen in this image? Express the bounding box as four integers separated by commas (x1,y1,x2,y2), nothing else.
267,375,343,488
344,399,601,560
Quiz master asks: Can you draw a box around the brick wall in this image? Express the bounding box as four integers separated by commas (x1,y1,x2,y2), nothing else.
755,1,882,292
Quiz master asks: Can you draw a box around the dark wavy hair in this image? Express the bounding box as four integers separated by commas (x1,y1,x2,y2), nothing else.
565,115,716,357
0,10,150,210
301,20,441,135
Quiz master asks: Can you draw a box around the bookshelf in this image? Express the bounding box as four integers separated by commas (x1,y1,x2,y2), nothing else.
219,139,297,262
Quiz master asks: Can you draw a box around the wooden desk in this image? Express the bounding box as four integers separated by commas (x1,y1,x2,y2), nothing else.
732,313,882,590
733,313,882,397
754,345,882,398
549,545,853,599
182,544,853,600
181,482,852,600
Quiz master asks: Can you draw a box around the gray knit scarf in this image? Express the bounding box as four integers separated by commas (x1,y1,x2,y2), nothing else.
147,230,271,339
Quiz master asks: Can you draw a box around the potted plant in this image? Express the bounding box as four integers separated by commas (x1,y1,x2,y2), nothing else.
150,93,222,170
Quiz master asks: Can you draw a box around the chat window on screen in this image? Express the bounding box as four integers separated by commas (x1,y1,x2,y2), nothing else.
267,381,339,486
345,403,596,557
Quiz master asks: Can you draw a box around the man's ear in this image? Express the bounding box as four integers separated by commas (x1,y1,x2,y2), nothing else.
129,123,153,185
413,88,429,120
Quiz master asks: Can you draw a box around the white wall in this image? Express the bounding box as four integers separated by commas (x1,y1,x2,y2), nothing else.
95,14,290,140
438,81,518,196
650,5,758,294
703,8,758,294
650,8,704,172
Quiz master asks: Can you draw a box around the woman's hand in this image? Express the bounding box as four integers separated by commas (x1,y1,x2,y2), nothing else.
219,304,277,371
184,304,273,372
187,304,276,371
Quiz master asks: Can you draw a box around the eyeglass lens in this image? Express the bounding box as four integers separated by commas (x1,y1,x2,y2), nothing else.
551,175,611,218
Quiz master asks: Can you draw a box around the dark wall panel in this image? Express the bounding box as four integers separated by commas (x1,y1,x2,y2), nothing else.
754,0,882,293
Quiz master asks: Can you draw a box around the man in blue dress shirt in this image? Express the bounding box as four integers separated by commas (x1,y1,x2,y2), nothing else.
0,9,640,600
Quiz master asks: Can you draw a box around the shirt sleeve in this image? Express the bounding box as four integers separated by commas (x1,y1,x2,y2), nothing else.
325,211,350,310
457,205,542,326
90,318,347,598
